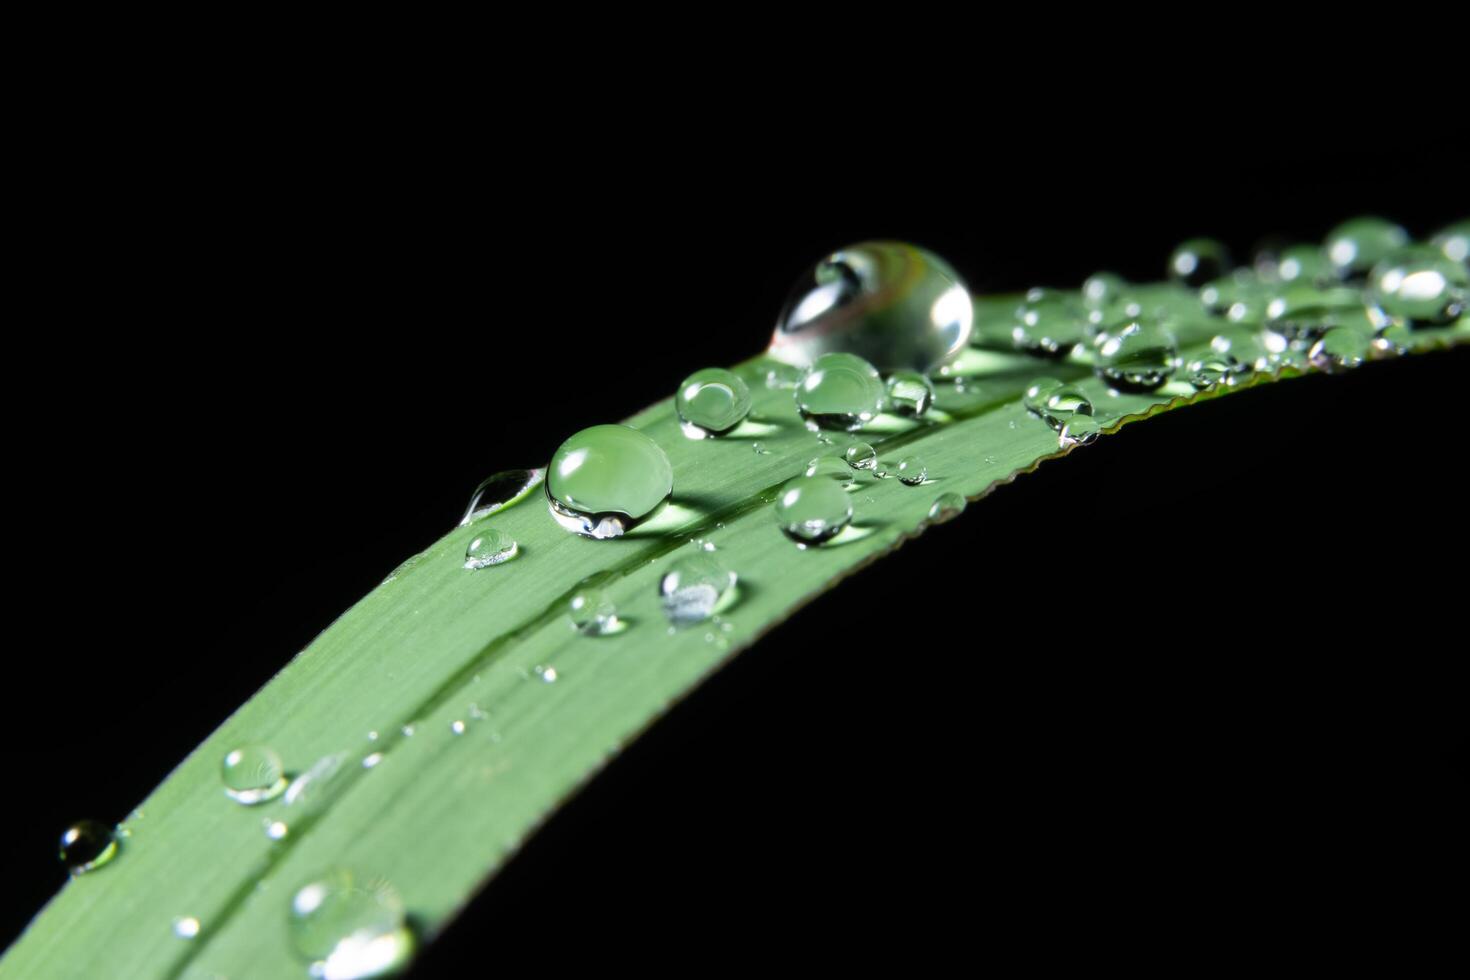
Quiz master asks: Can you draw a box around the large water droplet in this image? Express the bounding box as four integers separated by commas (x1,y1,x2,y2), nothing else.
1011,288,1086,357
895,456,928,485
884,370,936,418
463,528,518,569
927,492,967,524
459,469,543,526
59,820,117,875
775,475,853,545
1308,326,1370,373
1368,249,1468,326
676,368,752,438
770,241,973,373
843,442,878,471
220,744,287,805
1169,238,1230,288
289,869,415,980
795,353,885,431
568,586,620,636
804,455,855,488
1324,216,1409,279
1431,219,1469,266
547,425,673,539
659,553,736,625
1096,321,1178,392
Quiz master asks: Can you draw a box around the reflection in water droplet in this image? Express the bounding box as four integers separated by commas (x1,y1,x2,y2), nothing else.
1431,219,1469,266
1308,326,1370,373
547,424,673,539
1324,216,1409,279
288,869,415,980
676,368,752,438
1187,353,1238,389
804,455,855,488
1096,321,1178,392
927,493,967,524
459,469,544,526
1022,378,1061,417
795,352,885,431
884,370,936,417
660,553,737,625
843,442,878,471
264,819,289,840
775,475,853,545
569,586,620,636
1011,288,1086,357
220,744,288,805
1169,238,1230,288
450,720,465,735
284,752,349,813
463,528,518,569
1059,415,1102,446
1041,385,1093,431
173,916,201,939
1368,249,1468,325
770,241,973,373
59,820,118,874
1263,285,1363,341
535,665,559,683
895,456,928,485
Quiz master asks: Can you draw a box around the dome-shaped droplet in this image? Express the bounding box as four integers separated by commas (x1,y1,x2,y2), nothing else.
895,456,928,485
1324,216,1409,280
1373,321,1413,356
1199,271,1269,322
220,745,287,805
463,528,518,569
794,353,885,431
568,586,619,636
1431,219,1469,266
1041,385,1093,430
459,469,544,526
1263,285,1363,341
1059,415,1102,446
1274,244,1332,287
675,368,752,438
1169,238,1231,288
927,492,967,524
1368,249,1469,325
884,370,936,417
289,869,415,980
284,752,350,815
1011,288,1087,358
659,553,736,625
1096,321,1178,392
1186,353,1238,389
1209,325,1270,373
770,241,973,373
1082,272,1127,310
804,455,855,488
59,820,118,875
775,475,853,545
843,442,877,471
547,425,674,539
1308,326,1370,373
1022,377,1062,417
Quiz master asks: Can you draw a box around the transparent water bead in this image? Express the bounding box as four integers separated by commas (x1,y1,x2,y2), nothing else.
569,586,619,636
1373,321,1413,356
1200,272,1268,322
675,367,752,438
1082,272,1127,310
459,468,543,526
1022,377,1062,417
884,370,936,417
1275,244,1332,286
463,527,518,569
843,441,878,471
173,916,201,939
1209,325,1270,373
895,456,928,485
1431,219,1469,266
220,744,287,805
1096,321,1178,392
1187,353,1238,389
795,352,886,431
659,552,736,625
1011,288,1087,357
284,752,350,814
1263,285,1364,341
1040,385,1092,430
775,475,853,545
1059,415,1102,446
1309,326,1370,373
59,820,118,874
805,455,855,489
547,424,673,539
1369,250,1469,325
289,869,415,980
927,492,967,524
770,241,973,373
1169,238,1230,288
1325,216,1408,279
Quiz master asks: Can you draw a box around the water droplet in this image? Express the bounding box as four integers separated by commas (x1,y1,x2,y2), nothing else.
775,475,853,545
1011,288,1086,357
1325,216,1409,279
450,720,465,735
1096,321,1178,392
927,492,967,524
547,424,673,539
220,744,287,806
463,527,518,569
401,724,416,737
1199,271,1268,322
843,442,878,471
1368,249,1468,325
1169,238,1230,288
762,362,803,389
289,869,415,980
1040,385,1093,430
660,553,736,625
770,241,973,372
884,370,936,417
1209,325,1270,372
1022,377,1062,417
804,455,855,488
752,442,771,455
676,368,752,438
1274,244,1332,286
459,469,544,526
895,456,928,485
794,352,885,431
1373,321,1413,356
173,916,201,939
569,586,620,636
362,753,384,769
1431,219,1469,266
1308,326,1370,373
1186,353,1238,389
284,752,349,813
59,820,117,875
1059,415,1102,446
1264,286,1372,341
1082,272,1127,309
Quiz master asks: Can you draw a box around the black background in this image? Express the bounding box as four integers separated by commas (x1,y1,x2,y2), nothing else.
5,155,1466,972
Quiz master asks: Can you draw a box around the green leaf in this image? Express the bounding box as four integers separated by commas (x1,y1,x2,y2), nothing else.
4,280,1465,978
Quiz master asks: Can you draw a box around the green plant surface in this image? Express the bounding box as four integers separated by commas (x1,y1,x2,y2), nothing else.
4,281,1466,979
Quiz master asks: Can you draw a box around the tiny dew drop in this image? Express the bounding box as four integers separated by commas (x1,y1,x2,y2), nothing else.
1373,321,1413,356
676,367,752,438
459,469,544,526
568,586,619,636
1187,353,1239,389
1324,216,1409,279
1059,415,1102,447
1308,326,1370,373
284,752,350,814
1096,321,1178,392
884,370,936,417
843,442,878,471
795,352,886,431
220,744,288,805
895,456,928,485
927,492,967,524
59,820,117,875
288,869,415,980
547,424,673,539
534,664,559,683
659,553,737,625
775,475,853,545
463,527,518,569
173,916,201,939
1169,238,1230,288
804,455,855,488
1011,288,1086,358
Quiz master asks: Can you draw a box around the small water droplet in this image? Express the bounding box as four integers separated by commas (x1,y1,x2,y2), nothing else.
843,442,877,471
1368,248,1468,326
220,745,288,806
366,731,379,742
795,352,886,431
927,492,967,524
1431,219,1469,266
752,442,771,455
1186,353,1238,389
362,753,384,769
1082,272,1127,309
1059,415,1102,446
659,553,737,625
1308,326,1370,373
1096,321,1178,392
450,720,465,735
459,469,544,526
534,664,559,683
1011,288,1086,357
284,753,349,813
1169,238,1231,288
676,368,752,438
1373,321,1413,356
895,456,928,485
1209,325,1270,372
463,528,518,569
1022,377,1061,417
775,475,853,545
1274,244,1332,287
174,916,201,939
1199,271,1268,322
569,586,620,636
288,869,415,980
547,424,673,539
401,724,416,737
1324,216,1408,279
264,819,290,840
804,455,856,489
884,370,936,417
59,820,118,875
1040,385,1093,431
